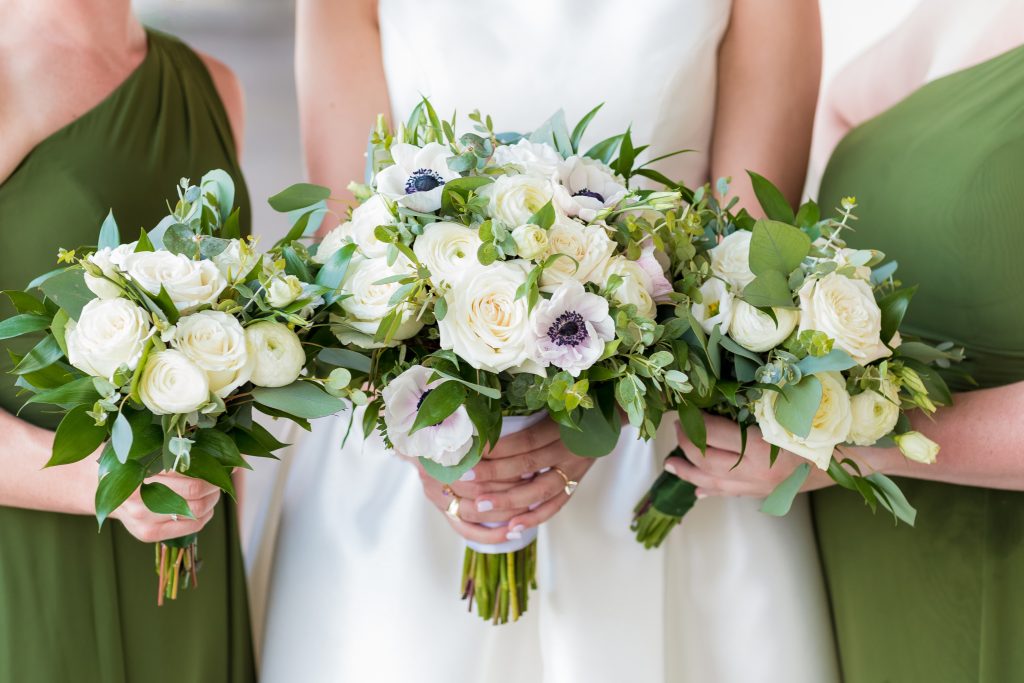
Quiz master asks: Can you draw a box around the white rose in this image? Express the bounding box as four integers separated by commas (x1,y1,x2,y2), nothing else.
728,301,799,352
482,174,554,228
848,377,900,446
413,221,483,287
138,349,210,415
66,298,153,380
491,139,563,177
439,259,542,374
266,274,304,308
798,272,891,365
754,371,853,470
539,217,616,290
84,243,136,299
122,251,227,313
691,278,735,335
600,256,656,318
552,155,628,222
332,255,423,348
893,431,939,464
375,142,458,213
245,320,305,387
709,230,755,291
511,224,549,260
313,224,352,266
171,310,251,398
213,239,263,283
317,194,395,263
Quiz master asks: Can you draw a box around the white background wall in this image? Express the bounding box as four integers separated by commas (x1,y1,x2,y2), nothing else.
134,0,922,242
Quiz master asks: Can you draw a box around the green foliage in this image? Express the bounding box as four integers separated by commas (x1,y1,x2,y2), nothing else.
252,382,346,420
47,405,108,467
268,183,331,212
774,376,823,438
97,210,120,250
140,482,195,519
410,381,466,434
95,460,145,528
760,463,811,516
747,171,795,224
0,313,51,340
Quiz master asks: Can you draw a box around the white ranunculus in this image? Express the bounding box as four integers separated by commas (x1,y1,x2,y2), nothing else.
138,349,210,415
691,278,735,335
552,155,628,222
491,139,563,177
728,301,799,352
599,256,657,318
84,243,136,299
171,310,251,397
213,239,263,283
482,174,554,228
754,371,853,470
374,142,458,213
316,194,396,263
313,225,352,266
66,298,153,380
798,272,891,366
709,230,755,291
413,221,482,287
333,255,423,348
84,273,122,300
848,377,900,446
539,217,616,290
266,274,304,309
381,365,476,466
894,431,939,464
439,259,542,374
122,251,227,312
245,320,305,387
530,280,614,377
511,224,549,260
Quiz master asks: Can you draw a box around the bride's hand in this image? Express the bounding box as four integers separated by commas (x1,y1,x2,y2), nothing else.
111,472,221,543
664,414,833,498
409,418,594,543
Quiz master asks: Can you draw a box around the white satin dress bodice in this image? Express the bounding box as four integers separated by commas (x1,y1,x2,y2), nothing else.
259,1,838,681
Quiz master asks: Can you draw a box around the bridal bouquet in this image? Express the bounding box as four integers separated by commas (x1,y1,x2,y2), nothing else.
0,171,354,603
632,174,963,547
273,100,709,623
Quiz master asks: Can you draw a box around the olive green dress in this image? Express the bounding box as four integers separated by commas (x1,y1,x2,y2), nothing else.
0,30,254,682
812,45,1024,682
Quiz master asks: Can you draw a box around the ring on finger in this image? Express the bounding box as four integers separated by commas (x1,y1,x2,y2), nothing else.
170,514,179,522
551,466,579,497
444,494,462,521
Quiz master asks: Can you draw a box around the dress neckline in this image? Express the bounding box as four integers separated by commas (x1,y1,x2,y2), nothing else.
3,29,155,185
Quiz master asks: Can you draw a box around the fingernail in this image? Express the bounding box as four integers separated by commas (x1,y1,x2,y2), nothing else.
512,524,525,533
665,462,678,476
697,492,707,500
506,530,522,540
528,502,541,511
539,467,551,474
521,472,535,480
459,469,476,482
476,500,493,512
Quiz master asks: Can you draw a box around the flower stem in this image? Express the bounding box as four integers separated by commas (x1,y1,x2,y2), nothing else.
461,543,537,625
631,465,698,549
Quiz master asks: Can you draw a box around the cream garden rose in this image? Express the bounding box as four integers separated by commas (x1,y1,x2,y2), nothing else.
438,259,541,374
728,301,799,352
245,320,305,387
539,217,615,290
333,255,423,348
599,256,657,318
798,272,891,365
491,139,563,177
138,349,210,415
171,310,251,397
316,194,396,264
483,174,554,228
847,377,901,446
266,274,304,308
754,371,853,470
122,251,227,312
66,298,153,380
894,431,939,464
709,230,755,291
413,222,483,286
511,224,549,260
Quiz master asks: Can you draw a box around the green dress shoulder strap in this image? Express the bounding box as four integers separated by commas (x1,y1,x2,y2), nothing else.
0,28,254,683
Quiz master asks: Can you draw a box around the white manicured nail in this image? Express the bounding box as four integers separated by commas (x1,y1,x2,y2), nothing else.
665,462,678,476
696,492,707,500
506,530,522,540
512,524,525,533
521,472,535,480
528,502,541,511
476,500,493,512
459,469,476,482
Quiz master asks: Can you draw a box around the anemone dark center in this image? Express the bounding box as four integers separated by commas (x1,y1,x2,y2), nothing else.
416,388,434,410
547,311,589,347
572,188,605,203
405,169,444,194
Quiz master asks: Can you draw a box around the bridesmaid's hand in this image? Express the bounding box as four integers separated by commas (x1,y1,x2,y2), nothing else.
111,472,221,543
665,414,833,498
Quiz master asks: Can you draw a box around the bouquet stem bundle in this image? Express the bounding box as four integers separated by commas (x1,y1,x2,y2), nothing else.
155,535,200,605
631,450,698,549
461,543,537,624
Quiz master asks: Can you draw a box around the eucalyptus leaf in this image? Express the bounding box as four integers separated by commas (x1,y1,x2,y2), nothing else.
774,375,823,439
38,269,94,320
748,220,810,276
795,349,857,376
760,463,810,516
317,347,372,374
252,382,345,419
111,411,133,464
268,183,331,212
561,391,620,458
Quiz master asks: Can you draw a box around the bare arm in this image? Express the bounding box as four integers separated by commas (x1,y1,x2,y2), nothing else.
296,0,392,234
710,0,821,210
198,51,247,160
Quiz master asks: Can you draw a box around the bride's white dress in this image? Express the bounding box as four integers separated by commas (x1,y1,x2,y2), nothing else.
258,1,838,681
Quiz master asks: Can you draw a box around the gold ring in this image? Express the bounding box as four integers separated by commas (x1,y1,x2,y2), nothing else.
551,466,579,497
445,495,461,521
